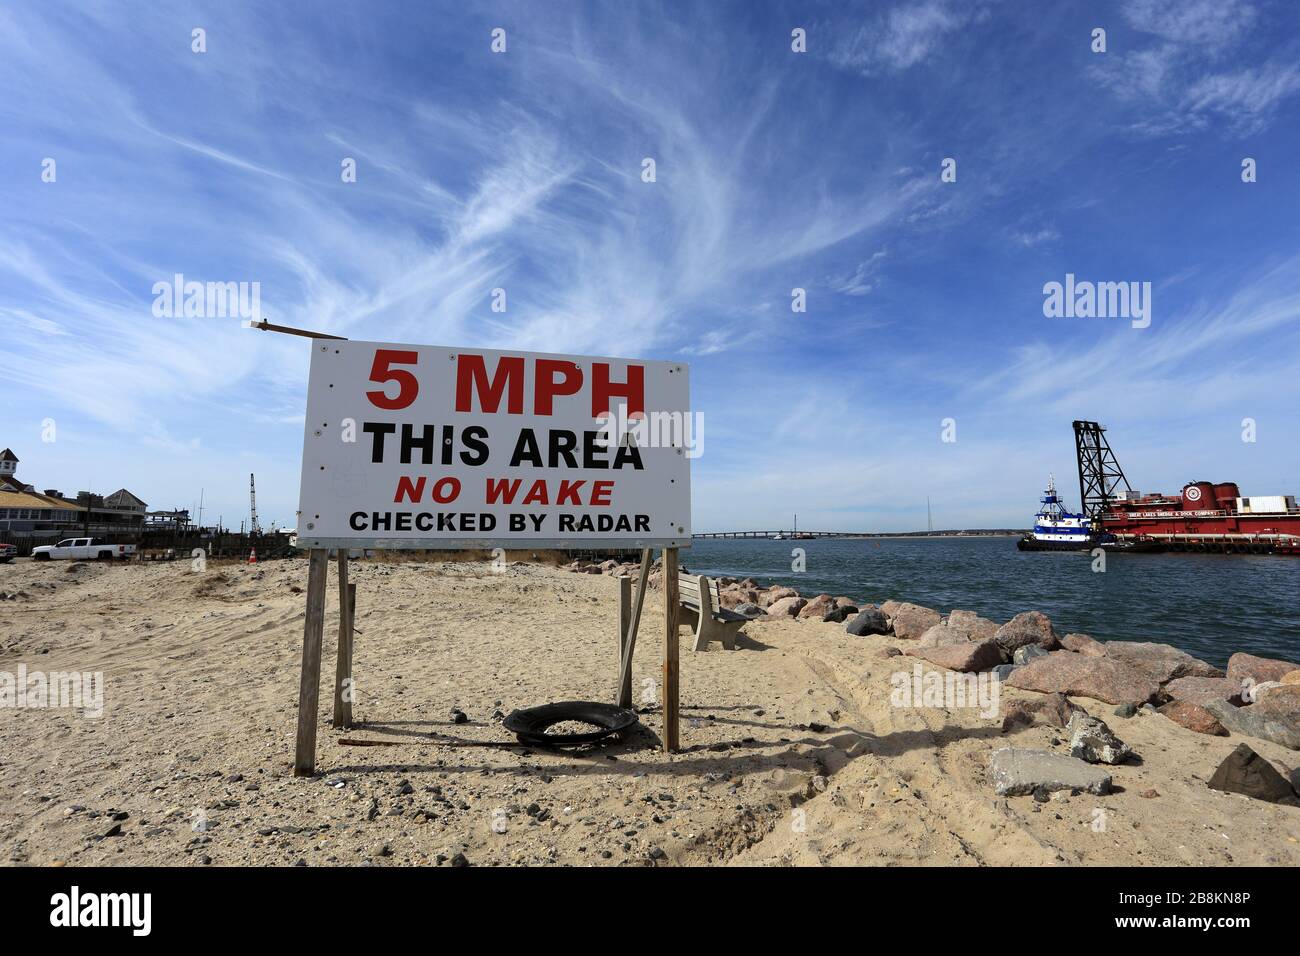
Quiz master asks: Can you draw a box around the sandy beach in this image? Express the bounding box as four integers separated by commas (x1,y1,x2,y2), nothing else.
1,556,1298,867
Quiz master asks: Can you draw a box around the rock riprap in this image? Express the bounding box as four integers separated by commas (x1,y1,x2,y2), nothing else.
844,607,890,637
994,611,1059,658
881,602,941,640
1005,651,1161,705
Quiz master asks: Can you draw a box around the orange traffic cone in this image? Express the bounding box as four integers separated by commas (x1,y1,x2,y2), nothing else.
248,547,257,564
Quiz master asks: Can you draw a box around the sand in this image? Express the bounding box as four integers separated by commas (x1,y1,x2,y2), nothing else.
1,557,1298,866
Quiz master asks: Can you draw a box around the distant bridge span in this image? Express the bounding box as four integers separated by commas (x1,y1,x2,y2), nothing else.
691,530,1021,540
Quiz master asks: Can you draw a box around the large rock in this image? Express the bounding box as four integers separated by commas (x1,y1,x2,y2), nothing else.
1207,744,1297,804
1204,696,1300,750
1013,644,1050,666
765,596,806,618
946,609,999,641
719,587,759,609
994,611,1059,657
989,748,1113,796
758,586,799,609
845,607,890,637
1158,700,1228,736
1228,652,1300,686
1164,676,1243,707
820,598,859,623
1103,641,1221,684
797,594,837,619
1061,633,1106,657
904,637,1004,673
1001,692,1087,732
1282,670,1300,686
883,602,941,640
732,602,767,620
1005,651,1160,705
1247,681,1283,701
1257,683,1300,705
915,622,970,648
1066,713,1134,765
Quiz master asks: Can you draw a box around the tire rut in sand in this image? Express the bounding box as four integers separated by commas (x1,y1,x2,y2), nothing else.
724,648,1061,865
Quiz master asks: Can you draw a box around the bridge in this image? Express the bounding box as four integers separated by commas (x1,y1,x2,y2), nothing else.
691,530,1022,540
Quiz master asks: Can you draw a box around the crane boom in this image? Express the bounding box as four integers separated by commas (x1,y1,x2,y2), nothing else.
249,473,262,535
1072,420,1132,520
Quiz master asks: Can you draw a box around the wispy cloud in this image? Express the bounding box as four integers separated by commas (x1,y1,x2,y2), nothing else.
1091,0,1300,135
829,1,995,74
831,250,889,296
1121,0,1257,46
1007,226,1060,248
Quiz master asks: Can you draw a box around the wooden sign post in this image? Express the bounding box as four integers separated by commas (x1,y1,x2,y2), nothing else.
617,577,632,704
332,551,355,729
662,547,680,751
293,548,329,776
615,548,653,709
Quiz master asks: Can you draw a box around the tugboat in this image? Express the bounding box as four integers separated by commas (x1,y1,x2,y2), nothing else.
1017,475,1095,551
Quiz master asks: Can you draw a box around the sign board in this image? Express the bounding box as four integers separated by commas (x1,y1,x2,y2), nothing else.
296,341,692,549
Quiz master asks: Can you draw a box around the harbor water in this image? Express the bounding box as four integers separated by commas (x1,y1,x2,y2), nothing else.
682,536,1300,669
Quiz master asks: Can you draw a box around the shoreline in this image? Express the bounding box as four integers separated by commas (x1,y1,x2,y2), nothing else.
666,537,1300,670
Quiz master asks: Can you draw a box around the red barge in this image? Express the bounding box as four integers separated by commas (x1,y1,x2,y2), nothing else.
1073,421,1300,555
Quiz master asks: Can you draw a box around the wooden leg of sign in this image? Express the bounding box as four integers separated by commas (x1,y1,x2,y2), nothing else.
332,552,354,730
293,548,329,776
345,580,357,717
616,548,652,709
662,547,680,752
617,576,631,705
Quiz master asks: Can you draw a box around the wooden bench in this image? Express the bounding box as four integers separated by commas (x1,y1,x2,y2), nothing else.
677,573,747,651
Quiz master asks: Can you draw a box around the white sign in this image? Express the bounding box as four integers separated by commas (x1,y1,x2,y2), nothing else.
296,341,692,549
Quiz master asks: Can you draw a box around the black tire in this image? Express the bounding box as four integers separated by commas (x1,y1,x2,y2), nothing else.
502,701,639,747
33,552,51,562
97,551,113,561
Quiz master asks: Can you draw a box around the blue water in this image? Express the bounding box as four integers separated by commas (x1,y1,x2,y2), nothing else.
681,536,1300,669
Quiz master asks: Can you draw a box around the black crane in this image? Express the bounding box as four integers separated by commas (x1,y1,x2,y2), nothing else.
1072,420,1132,521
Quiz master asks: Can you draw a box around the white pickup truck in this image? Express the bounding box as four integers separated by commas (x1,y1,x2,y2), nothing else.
32,537,136,562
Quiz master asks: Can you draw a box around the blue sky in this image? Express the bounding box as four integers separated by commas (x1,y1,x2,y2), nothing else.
2,0,1299,532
